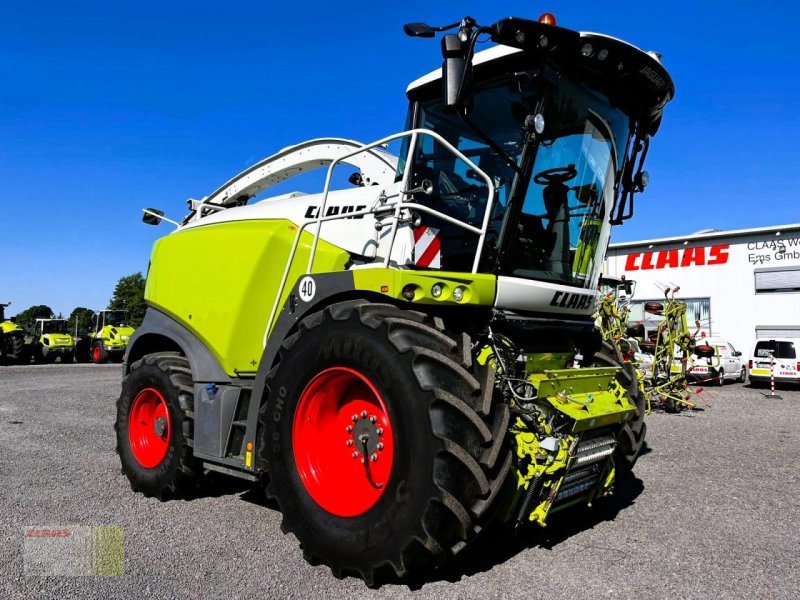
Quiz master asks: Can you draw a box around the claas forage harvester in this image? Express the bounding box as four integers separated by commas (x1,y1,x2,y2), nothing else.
115,12,674,585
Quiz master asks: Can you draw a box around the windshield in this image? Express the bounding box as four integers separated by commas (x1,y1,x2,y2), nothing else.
42,321,67,335
410,72,629,288
103,311,129,328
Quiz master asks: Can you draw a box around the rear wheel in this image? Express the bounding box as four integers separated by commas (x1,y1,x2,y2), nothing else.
2,332,26,364
92,342,108,364
258,301,511,585
593,339,647,472
738,367,746,383
115,352,198,499
717,368,725,387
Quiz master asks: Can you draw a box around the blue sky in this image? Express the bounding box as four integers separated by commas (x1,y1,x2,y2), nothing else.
1,1,797,316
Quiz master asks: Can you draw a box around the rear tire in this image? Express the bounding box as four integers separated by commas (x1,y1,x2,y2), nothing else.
738,367,746,383
115,352,198,499
2,332,27,364
258,301,511,585
593,339,647,472
717,368,724,387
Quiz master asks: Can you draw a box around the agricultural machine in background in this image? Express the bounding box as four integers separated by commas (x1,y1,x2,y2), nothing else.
116,13,674,584
75,310,134,364
28,318,76,363
640,287,708,412
0,302,27,364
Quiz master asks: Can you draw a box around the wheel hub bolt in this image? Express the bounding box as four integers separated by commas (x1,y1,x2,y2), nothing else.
345,425,353,433
376,428,383,435
369,415,377,423
360,410,368,418
376,443,384,451
346,440,353,446
370,454,378,462
352,451,359,459
351,414,359,422
153,417,167,437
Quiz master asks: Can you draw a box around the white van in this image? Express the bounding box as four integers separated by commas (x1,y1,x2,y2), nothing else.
748,339,800,385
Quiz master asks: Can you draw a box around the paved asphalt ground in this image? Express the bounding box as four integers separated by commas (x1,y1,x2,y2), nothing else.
1,364,799,599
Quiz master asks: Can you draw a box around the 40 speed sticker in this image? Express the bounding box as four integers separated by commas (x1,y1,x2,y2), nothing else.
298,276,316,303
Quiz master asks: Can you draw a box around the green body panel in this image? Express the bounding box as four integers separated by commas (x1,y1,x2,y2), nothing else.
146,219,349,376
531,368,634,432
40,333,75,349
1,321,23,334
352,269,496,306
92,325,135,351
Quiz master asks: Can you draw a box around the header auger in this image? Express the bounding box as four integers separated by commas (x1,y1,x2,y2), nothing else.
116,12,674,585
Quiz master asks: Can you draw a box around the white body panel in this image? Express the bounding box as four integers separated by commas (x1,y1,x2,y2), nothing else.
181,184,415,267
495,276,598,317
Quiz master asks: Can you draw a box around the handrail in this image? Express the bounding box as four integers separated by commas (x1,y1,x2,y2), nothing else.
263,128,496,343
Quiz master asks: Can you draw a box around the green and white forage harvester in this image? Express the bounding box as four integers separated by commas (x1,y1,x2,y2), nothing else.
117,12,674,584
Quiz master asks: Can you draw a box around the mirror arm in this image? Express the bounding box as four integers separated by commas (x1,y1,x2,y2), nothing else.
142,209,180,228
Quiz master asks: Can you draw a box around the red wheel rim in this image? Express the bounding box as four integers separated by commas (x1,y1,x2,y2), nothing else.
128,387,171,468
292,367,395,517
93,345,101,362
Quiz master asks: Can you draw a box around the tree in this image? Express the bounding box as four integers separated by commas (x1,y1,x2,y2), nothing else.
109,273,147,328
68,307,96,335
14,305,53,332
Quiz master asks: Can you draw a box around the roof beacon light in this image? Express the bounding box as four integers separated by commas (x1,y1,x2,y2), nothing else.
538,12,556,26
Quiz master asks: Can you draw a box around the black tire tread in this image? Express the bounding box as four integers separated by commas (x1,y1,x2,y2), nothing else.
258,300,512,584
115,352,198,499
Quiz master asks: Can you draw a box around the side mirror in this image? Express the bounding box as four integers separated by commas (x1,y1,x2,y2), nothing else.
441,34,469,110
403,22,436,38
735,351,742,357
142,208,164,225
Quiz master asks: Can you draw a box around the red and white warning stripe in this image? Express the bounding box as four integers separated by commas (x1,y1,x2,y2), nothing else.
413,226,441,269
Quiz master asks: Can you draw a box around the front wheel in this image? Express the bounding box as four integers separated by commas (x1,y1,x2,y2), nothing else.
258,301,511,585
115,352,199,499
92,342,108,364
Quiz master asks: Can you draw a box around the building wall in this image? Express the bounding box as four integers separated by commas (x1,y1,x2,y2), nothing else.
604,228,800,356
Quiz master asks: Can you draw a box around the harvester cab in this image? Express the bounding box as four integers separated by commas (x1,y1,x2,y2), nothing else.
76,309,134,364
0,302,27,364
120,12,674,584
30,318,75,364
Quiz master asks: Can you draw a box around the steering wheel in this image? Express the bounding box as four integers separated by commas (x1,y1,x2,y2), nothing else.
533,164,578,186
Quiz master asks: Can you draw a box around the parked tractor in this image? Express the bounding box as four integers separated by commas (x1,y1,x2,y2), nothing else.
75,310,134,363
116,13,674,584
28,318,75,363
0,302,27,364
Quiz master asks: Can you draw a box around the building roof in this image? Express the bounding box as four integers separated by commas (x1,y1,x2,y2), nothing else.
608,223,800,251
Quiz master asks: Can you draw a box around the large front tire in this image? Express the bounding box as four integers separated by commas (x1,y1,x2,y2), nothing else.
593,339,647,472
115,352,198,499
258,301,511,585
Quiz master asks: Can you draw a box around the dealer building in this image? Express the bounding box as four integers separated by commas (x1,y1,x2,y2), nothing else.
603,223,800,357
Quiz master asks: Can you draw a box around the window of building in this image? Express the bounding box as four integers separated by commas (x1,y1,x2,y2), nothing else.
754,267,800,294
